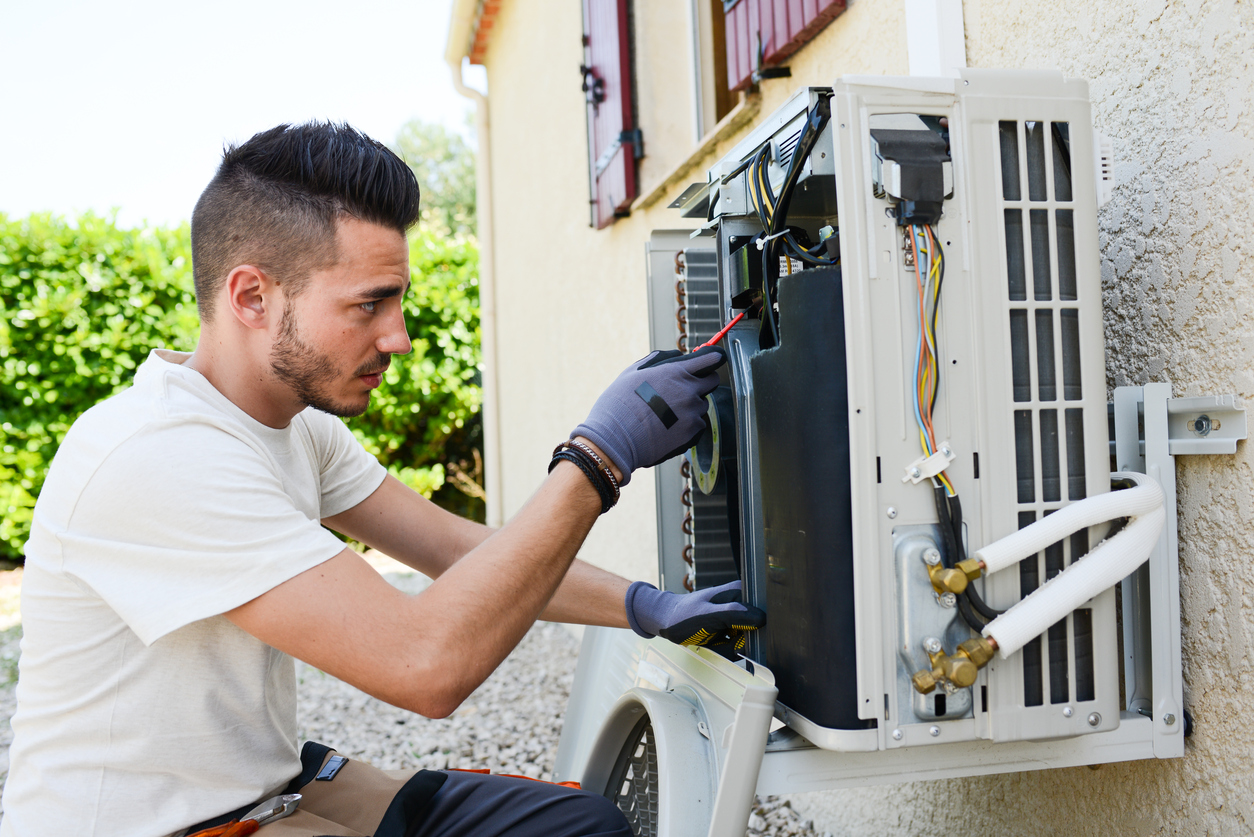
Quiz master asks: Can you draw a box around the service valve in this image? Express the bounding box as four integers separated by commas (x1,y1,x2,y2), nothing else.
911,637,997,694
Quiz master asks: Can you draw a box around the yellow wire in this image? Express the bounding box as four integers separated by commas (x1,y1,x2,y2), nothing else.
757,162,774,219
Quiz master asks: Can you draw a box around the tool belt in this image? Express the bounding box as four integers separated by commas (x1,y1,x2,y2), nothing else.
186,742,447,837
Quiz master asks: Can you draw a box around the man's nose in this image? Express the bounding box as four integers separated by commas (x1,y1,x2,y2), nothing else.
378,309,412,356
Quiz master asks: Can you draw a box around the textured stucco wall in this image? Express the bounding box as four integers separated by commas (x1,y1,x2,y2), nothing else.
479,0,1253,831
788,1,1254,834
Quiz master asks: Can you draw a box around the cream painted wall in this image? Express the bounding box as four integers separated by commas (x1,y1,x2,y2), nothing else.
481,0,907,584
479,0,1253,832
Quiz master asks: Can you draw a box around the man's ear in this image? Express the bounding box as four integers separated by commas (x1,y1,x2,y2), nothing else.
224,265,279,330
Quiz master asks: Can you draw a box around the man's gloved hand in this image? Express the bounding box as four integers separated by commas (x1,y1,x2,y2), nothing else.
572,346,726,486
625,580,766,654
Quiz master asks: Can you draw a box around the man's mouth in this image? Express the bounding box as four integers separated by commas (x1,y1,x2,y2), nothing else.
359,363,389,387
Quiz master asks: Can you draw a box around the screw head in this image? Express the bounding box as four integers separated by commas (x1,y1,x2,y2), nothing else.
1164,713,1177,726
1087,712,1102,727
923,548,942,566
940,592,958,608
923,637,943,654
892,729,903,740
887,507,898,519
910,467,922,478
941,447,952,457
929,725,941,737
1063,706,1074,718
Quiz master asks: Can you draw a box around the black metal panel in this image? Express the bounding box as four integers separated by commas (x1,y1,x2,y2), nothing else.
749,266,862,730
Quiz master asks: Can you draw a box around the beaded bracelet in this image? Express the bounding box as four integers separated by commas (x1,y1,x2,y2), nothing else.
549,440,620,514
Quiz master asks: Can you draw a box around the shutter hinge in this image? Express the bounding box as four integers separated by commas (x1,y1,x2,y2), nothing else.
620,129,644,160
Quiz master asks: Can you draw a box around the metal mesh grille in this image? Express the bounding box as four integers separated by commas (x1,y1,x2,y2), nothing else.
999,119,1095,707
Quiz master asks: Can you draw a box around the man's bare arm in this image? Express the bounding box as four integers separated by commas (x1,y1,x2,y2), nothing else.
226,461,602,718
324,466,631,629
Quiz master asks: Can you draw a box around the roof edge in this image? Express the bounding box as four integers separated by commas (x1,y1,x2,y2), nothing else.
445,0,499,67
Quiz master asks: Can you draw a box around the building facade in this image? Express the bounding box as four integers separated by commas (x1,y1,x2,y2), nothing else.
446,0,1253,832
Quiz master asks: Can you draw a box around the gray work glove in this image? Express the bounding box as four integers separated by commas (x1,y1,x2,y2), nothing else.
572,346,726,486
625,580,766,654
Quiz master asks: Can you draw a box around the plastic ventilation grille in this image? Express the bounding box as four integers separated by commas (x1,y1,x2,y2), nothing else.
998,119,1097,710
609,718,659,837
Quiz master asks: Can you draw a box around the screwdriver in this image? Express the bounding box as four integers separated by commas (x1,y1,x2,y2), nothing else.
695,311,747,350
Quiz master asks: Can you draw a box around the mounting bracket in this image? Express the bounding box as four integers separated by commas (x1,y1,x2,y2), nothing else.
1111,384,1246,756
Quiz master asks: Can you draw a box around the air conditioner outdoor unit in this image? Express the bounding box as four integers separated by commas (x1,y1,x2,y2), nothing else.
554,70,1244,837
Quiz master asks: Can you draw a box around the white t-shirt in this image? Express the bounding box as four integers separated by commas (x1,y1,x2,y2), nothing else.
1,350,387,837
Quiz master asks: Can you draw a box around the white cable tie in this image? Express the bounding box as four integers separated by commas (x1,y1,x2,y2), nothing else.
755,229,790,250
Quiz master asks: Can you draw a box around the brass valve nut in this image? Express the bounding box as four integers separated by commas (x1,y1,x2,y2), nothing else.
955,557,983,581
942,655,978,688
928,564,969,595
957,636,996,668
912,669,938,694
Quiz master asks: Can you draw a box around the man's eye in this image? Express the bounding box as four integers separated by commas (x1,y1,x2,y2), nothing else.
361,301,377,313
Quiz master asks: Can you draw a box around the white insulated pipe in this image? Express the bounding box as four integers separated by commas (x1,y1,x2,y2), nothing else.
978,472,1165,658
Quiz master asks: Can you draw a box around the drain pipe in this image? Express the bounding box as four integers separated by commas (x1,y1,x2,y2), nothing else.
446,7,503,527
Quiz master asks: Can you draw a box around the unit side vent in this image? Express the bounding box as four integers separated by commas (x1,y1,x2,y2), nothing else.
998,119,1095,709
680,249,739,590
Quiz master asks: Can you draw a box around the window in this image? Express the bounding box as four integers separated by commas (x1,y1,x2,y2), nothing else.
690,0,734,140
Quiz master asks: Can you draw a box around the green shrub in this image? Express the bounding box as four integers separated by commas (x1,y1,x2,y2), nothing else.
0,212,199,560
0,212,483,562
349,231,484,522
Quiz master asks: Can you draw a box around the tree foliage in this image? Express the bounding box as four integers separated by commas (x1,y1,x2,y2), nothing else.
0,212,483,561
392,119,476,238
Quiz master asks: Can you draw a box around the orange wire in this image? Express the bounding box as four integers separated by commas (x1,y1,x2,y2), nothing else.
912,229,938,450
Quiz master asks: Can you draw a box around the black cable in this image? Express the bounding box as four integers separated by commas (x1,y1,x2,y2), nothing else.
782,232,836,265
934,485,960,569
944,492,1003,620
756,98,832,344
759,146,777,210
933,486,992,631
721,153,757,184
760,238,780,347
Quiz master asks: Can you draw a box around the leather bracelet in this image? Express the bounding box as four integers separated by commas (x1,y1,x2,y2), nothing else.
550,449,615,514
554,440,621,508
564,439,621,500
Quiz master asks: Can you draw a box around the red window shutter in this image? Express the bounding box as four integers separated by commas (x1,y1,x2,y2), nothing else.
582,0,640,229
723,0,846,92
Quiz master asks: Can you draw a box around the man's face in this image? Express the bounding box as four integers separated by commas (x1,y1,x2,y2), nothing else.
270,218,412,417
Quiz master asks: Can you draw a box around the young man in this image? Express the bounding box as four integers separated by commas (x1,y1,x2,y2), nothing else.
1,123,763,836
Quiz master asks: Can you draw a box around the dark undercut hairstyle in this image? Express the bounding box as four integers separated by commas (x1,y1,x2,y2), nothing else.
191,121,422,322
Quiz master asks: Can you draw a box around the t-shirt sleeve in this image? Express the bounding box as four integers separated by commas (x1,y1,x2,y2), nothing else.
302,409,388,518
58,419,355,646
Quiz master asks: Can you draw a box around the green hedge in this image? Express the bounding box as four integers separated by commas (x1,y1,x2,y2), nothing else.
0,212,482,562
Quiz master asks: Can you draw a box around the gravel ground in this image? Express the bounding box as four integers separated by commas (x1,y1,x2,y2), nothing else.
0,562,829,836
